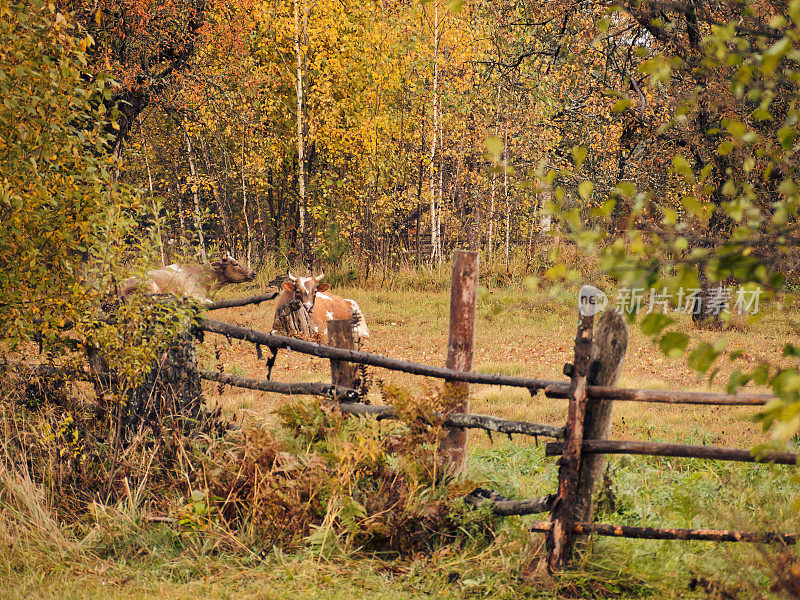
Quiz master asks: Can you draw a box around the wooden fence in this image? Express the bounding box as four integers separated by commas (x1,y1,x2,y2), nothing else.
195,250,796,571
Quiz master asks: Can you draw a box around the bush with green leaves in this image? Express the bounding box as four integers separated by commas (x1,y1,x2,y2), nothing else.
0,1,134,351
544,0,800,443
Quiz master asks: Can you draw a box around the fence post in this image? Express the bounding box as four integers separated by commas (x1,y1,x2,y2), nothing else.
328,318,358,393
546,286,595,571
443,249,479,475
575,309,628,524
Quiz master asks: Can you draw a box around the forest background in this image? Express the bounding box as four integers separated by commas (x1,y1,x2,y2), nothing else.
50,0,755,275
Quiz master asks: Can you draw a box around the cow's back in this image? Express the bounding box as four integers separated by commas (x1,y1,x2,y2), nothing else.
312,293,370,339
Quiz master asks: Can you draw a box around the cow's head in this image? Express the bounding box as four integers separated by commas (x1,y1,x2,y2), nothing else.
283,271,329,312
211,254,256,284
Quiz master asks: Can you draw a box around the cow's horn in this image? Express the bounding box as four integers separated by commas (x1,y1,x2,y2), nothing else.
288,271,297,281
316,270,325,281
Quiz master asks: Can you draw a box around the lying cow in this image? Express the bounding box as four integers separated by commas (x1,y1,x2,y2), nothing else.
120,255,256,303
273,271,369,341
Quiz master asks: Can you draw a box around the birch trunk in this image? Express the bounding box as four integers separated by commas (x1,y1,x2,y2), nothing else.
241,134,252,268
438,100,444,265
183,129,207,262
143,142,166,266
429,1,439,266
294,0,308,264
487,82,500,258
503,120,510,269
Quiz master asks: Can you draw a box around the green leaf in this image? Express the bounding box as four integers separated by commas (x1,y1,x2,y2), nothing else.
761,36,792,75
485,136,503,161
687,342,719,373
771,369,800,396
611,97,632,113
578,180,593,200
448,0,464,12
727,369,752,394
572,145,587,171
640,313,673,336
672,154,694,183
784,343,800,358
659,332,689,358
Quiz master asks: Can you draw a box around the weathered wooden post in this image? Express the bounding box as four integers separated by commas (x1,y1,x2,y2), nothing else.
442,250,479,476
328,318,358,393
575,309,628,524
545,285,596,571
275,300,313,338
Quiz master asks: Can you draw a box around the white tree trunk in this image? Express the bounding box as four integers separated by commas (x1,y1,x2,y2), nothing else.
294,0,307,263
429,1,439,265
503,119,510,268
437,95,444,265
540,172,553,234
184,129,207,262
487,82,501,259
241,134,252,268
143,141,166,266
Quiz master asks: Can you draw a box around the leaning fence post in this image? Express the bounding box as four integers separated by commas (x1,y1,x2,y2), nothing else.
328,318,358,395
546,285,596,571
575,309,628,524
443,250,479,476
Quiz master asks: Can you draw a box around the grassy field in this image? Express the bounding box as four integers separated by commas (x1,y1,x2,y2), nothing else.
3,279,799,599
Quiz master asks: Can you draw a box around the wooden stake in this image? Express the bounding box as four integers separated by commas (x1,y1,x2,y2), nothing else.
576,309,628,524
328,319,358,393
546,288,595,571
443,250,479,475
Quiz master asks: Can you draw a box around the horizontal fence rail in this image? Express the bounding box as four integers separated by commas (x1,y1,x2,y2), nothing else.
545,385,772,406
205,290,279,311
545,440,799,465
530,521,797,544
197,318,774,407
199,370,360,401
199,370,565,440
198,318,567,391
491,497,554,516
337,401,565,440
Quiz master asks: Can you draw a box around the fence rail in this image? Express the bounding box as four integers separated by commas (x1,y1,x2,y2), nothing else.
199,370,360,401
198,318,774,406
206,290,279,310
545,440,799,465
198,317,568,392
530,521,797,544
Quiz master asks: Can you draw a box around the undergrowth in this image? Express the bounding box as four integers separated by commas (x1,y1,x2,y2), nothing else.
2,365,800,599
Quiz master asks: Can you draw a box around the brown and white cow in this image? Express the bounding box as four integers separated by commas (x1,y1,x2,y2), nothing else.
120,255,256,303
272,271,369,341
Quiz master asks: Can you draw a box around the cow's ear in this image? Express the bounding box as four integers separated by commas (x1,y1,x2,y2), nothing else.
316,283,330,292
211,260,224,272
282,281,296,291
